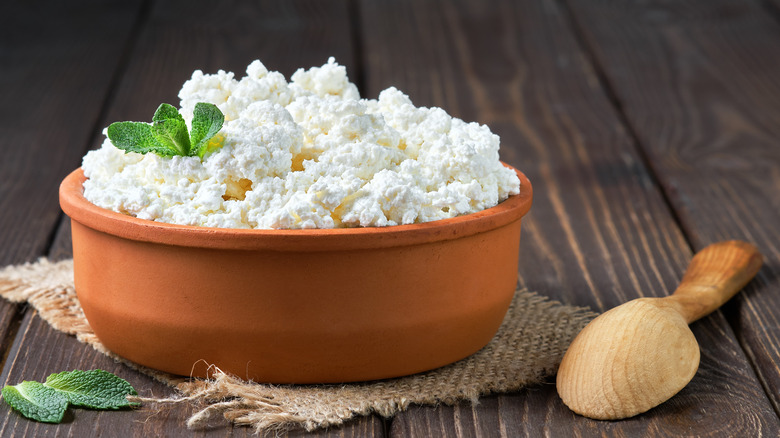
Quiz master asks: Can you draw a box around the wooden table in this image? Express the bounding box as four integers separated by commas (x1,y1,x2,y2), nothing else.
2,0,779,435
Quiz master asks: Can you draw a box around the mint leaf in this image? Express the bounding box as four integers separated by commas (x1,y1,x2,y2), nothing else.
190,102,225,158
2,381,68,423
107,102,224,159
44,370,138,409
107,122,179,156
151,103,191,155
1,370,139,424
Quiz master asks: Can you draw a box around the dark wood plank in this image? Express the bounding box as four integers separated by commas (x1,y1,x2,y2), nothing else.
566,0,780,416
764,0,780,16
0,316,385,438
0,0,145,266
0,0,385,436
0,0,146,399
99,0,358,126
394,317,772,437
358,0,780,435
0,313,228,438
0,314,386,438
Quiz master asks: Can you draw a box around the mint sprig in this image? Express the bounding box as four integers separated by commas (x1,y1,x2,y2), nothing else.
1,370,138,423
107,102,224,158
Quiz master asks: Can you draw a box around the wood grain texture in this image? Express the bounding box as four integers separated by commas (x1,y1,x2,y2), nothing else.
0,316,386,437
0,313,213,438
0,0,146,395
0,0,145,266
566,0,780,416
0,0,385,436
670,240,763,323
0,317,385,438
394,368,773,438
96,0,357,128
358,0,780,435
3,0,780,435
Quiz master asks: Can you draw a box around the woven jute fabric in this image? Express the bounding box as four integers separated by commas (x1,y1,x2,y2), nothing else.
0,258,594,434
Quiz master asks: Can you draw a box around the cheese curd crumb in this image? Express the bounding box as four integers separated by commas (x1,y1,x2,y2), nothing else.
82,58,521,229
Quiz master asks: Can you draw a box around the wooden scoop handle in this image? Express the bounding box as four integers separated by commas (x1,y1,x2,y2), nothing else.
665,240,762,324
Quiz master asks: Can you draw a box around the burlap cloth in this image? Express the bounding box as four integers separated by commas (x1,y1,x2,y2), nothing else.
0,258,594,434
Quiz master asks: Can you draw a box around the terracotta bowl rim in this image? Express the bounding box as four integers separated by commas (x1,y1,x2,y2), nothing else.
59,164,532,251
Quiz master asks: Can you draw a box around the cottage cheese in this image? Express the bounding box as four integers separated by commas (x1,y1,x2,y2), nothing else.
81,58,521,229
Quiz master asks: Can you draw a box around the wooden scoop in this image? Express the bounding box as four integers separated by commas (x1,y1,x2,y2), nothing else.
556,240,762,420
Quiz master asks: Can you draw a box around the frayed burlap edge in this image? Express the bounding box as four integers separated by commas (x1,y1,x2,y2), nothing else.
0,258,595,434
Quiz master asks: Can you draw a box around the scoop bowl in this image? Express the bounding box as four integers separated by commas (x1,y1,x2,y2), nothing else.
59,165,532,383
556,240,762,419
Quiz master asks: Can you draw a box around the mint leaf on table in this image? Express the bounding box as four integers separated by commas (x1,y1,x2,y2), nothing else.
190,102,225,158
107,102,224,159
44,369,138,409
1,370,138,423
151,103,191,156
1,381,68,423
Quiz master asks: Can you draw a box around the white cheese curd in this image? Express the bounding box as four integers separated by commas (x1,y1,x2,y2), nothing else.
81,57,521,229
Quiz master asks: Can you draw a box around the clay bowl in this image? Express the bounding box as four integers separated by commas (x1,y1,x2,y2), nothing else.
59,165,533,384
